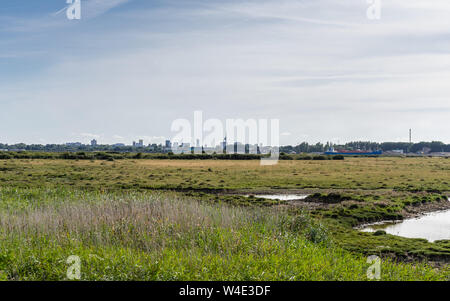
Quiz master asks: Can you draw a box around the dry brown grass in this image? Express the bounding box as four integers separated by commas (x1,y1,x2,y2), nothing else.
1,157,448,191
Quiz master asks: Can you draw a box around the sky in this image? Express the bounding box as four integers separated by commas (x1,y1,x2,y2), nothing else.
1,0,449,146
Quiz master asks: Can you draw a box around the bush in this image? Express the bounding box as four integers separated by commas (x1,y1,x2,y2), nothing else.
297,155,312,160
285,214,311,232
306,223,330,245
0,152,12,159
94,152,114,161
312,156,326,160
281,214,331,245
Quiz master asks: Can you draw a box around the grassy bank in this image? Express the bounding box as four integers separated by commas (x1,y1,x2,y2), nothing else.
0,188,447,281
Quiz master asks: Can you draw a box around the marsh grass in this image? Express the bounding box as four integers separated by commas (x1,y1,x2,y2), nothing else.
0,190,281,250
0,188,448,281
1,157,449,191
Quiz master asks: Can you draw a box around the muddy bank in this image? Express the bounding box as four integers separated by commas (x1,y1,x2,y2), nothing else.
401,198,450,219
230,188,447,198
228,188,322,196
233,189,450,227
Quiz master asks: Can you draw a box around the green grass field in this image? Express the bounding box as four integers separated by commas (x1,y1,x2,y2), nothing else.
0,188,448,281
0,157,449,280
0,157,449,191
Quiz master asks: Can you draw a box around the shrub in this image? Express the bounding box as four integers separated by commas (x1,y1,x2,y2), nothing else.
313,156,326,160
0,152,12,159
297,155,312,160
280,154,293,160
285,214,311,232
306,223,330,245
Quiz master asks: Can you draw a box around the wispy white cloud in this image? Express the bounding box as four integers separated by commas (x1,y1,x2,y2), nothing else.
1,0,450,144
82,0,131,19
2,0,131,33
52,0,131,18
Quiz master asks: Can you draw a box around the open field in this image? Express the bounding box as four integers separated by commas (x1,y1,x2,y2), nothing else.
0,157,449,280
0,157,449,191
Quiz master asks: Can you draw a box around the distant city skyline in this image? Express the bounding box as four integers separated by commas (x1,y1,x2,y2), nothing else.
1,1,450,145
0,126,438,147
1,134,448,149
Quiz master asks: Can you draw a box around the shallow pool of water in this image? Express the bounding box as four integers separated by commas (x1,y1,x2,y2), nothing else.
246,194,309,201
361,208,450,242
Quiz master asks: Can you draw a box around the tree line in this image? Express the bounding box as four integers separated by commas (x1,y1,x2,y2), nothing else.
0,141,449,154
280,141,450,153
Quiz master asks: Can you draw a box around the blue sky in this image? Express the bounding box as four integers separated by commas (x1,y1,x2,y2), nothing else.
1,0,450,145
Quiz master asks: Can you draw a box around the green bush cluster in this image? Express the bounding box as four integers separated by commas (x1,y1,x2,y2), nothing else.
0,151,348,161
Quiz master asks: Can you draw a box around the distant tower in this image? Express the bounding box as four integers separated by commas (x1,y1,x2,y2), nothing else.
222,137,227,152
409,129,412,144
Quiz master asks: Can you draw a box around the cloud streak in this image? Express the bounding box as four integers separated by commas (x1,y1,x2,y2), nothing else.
1,0,450,144
82,0,131,19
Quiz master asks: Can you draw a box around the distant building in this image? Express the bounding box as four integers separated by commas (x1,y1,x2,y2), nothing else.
66,142,82,147
203,147,216,153
132,140,144,147
429,152,450,157
385,150,404,156
234,142,245,154
222,137,227,152
181,143,190,154
165,140,172,149
421,147,431,154
91,139,97,146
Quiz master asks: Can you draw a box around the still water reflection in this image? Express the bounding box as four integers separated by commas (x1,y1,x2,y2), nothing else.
246,194,309,201
361,207,450,242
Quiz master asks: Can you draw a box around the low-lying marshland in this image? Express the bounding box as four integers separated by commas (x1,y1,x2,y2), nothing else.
0,157,448,280
0,188,448,281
